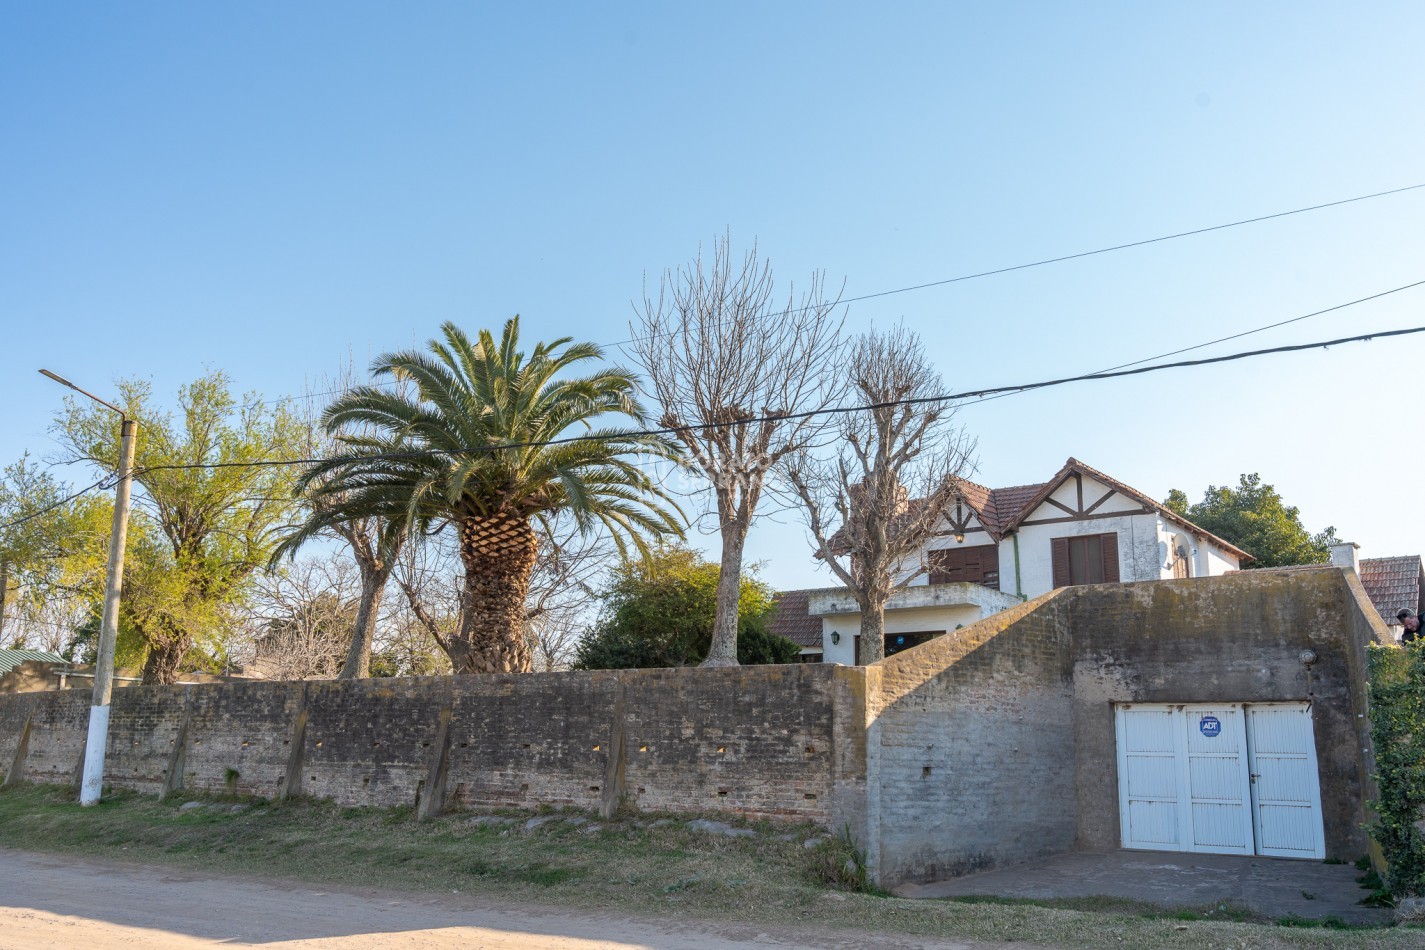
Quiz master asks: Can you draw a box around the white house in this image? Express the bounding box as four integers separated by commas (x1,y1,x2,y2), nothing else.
771,457,1251,663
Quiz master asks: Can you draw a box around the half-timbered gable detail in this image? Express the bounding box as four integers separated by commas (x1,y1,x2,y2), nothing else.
771,456,1251,663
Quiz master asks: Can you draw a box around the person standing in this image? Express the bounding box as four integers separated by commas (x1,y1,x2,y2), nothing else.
1396,608,1421,643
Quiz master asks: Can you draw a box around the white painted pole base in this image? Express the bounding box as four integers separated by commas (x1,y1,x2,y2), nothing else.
79,705,111,806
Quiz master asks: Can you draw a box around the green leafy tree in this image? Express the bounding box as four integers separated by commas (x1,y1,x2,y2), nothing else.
1164,474,1338,568
573,544,800,669
300,318,685,674
0,455,88,646
55,371,306,684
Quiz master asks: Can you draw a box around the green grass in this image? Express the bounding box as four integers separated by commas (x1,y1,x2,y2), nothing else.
0,783,1415,950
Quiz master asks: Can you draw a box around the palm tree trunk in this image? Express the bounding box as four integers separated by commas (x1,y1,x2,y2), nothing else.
452,513,538,674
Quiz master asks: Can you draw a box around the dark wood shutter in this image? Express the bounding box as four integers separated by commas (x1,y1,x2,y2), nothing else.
929,544,1000,587
1100,531,1120,583
1051,537,1071,588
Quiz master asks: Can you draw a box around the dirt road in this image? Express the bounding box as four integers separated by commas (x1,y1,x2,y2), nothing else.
0,850,1015,949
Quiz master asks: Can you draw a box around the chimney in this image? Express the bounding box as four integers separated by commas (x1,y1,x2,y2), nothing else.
1328,542,1360,572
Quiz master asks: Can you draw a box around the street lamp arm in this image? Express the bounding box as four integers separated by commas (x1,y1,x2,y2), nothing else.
39,369,127,420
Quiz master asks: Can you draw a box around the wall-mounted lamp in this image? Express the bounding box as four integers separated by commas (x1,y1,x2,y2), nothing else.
830,631,841,645
953,531,965,543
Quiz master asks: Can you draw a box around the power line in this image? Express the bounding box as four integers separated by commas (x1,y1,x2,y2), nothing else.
0,477,113,533
132,322,1425,474
238,180,1425,411
959,276,1425,410
1095,277,1425,375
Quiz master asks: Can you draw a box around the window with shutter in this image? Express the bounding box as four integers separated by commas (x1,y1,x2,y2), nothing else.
1052,532,1120,586
928,544,1000,588
1051,537,1071,588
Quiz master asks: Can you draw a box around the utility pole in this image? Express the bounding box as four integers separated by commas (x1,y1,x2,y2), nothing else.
39,369,137,807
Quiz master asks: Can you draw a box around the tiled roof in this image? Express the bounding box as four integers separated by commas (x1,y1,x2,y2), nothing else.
767,590,823,648
983,483,1046,536
0,647,66,676
1360,556,1425,626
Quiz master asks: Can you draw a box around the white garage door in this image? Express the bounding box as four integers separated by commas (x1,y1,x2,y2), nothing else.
1115,703,1324,859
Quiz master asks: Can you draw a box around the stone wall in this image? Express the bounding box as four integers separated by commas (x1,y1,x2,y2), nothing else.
0,664,865,825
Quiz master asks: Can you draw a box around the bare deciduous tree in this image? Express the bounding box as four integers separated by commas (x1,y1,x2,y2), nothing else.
785,327,976,665
631,234,846,666
275,364,408,679
525,518,613,671
236,553,358,681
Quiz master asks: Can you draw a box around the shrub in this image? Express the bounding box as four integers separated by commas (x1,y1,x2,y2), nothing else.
1367,643,1425,896
573,544,799,669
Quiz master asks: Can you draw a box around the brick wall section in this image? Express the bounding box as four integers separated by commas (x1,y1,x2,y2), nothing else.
865,591,1077,886
0,664,851,824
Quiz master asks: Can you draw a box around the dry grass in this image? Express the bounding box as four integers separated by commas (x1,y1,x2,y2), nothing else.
0,783,1415,949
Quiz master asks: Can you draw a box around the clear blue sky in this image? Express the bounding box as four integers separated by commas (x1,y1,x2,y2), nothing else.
3,3,1422,590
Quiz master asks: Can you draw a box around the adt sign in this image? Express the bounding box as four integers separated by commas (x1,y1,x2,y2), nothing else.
1199,715,1222,738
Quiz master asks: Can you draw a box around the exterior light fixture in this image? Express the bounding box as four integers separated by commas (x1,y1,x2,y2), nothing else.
954,531,965,543
830,631,841,644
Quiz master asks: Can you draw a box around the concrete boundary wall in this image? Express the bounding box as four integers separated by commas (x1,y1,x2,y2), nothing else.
0,664,868,825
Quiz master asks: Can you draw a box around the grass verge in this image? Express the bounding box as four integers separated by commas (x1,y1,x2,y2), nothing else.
0,783,1412,949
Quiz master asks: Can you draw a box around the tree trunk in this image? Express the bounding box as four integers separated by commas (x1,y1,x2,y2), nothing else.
141,635,189,685
450,513,538,674
340,561,392,680
703,519,747,667
857,591,888,665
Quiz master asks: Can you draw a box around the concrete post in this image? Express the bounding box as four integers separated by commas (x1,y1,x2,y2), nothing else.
80,418,137,807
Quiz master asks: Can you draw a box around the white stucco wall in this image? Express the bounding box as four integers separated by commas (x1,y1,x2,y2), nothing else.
1202,543,1240,575
1156,523,1240,577
819,603,985,665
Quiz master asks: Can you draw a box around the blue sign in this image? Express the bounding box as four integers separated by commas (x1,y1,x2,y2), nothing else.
1199,716,1222,738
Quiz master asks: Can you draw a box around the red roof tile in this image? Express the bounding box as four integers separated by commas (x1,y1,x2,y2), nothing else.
1360,556,1425,626
767,589,824,648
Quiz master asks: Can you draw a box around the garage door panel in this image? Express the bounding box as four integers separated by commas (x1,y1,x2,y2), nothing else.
1187,756,1246,800
1190,803,1252,849
1186,710,1243,753
1123,710,1175,752
1125,755,1178,798
1254,756,1314,802
1126,800,1179,845
1247,704,1325,858
1246,707,1313,754
1257,804,1319,853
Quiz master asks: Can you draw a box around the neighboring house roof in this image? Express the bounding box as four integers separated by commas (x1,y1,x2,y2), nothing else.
0,648,66,676
1359,556,1425,627
994,457,1253,561
959,480,1046,538
767,590,824,649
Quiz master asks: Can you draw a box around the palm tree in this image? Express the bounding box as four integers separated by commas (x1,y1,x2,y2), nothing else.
299,318,685,674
